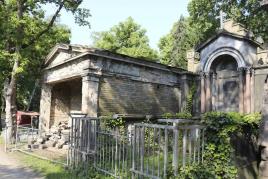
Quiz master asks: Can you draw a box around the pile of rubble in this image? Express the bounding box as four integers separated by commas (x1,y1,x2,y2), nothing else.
29,121,70,150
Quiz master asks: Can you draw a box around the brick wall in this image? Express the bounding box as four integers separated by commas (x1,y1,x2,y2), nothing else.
50,83,70,127
99,77,181,116
50,78,82,127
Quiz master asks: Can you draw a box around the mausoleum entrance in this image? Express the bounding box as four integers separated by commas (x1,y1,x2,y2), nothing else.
210,55,239,112
50,78,82,127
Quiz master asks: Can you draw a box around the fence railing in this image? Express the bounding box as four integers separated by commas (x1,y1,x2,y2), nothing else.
131,123,205,178
68,117,206,178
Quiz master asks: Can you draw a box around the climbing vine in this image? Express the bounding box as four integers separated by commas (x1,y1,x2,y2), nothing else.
184,83,197,114
182,112,261,179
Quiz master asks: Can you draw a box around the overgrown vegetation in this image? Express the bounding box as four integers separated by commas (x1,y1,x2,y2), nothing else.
176,112,261,179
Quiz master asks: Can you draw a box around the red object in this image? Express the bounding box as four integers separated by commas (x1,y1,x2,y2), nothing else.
16,111,39,126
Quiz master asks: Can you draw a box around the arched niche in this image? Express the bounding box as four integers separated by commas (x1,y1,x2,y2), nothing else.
203,47,246,73
210,54,238,73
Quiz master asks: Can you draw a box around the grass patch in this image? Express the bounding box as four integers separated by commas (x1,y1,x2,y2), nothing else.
13,151,110,179
13,151,76,179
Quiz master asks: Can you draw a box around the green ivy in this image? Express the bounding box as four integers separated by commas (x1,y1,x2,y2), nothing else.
100,115,125,129
184,83,197,114
196,112,261,179
162,112,192,119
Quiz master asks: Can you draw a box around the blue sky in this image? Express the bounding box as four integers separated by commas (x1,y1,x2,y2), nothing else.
45,0,189,49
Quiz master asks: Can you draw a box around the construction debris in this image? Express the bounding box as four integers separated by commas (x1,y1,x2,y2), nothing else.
30,121,70,150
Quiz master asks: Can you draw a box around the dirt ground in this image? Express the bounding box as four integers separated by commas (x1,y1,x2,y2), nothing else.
0,145,44,179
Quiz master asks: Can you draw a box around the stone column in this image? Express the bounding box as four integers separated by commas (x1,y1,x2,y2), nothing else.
245,68,251,113
212,73,217,111
39,83,52,132
82,75,100,117
205,73,211,112
200,73,206,113
251,69,255,113
239,68,244,113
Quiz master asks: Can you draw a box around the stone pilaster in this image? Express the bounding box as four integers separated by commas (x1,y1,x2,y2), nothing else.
200,73,206,113
187,49,200,73
251,69,255,113
205,72,211,112
212,73,217,111
39,83,52,132
245,68,251,114
238,68,244,113
82,75,100,117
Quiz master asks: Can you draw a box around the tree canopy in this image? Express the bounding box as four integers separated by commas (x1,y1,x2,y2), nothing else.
0,0,90,140
158,0,268,68
92,17,158,60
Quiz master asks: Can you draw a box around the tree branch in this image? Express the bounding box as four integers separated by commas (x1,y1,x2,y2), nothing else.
22,2,64,49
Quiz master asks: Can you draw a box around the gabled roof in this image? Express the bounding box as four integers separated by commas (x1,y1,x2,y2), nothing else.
44,44,192,75
196,19,263,52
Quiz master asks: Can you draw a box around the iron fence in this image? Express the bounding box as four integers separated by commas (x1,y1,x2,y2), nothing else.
131,123,205,178
68,117,205,178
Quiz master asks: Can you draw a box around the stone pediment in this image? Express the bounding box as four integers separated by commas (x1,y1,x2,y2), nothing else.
44,44,93,68
196,19,262,52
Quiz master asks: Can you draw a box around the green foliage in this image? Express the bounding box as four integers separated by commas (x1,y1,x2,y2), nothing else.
100,115,125,129
162,112,192,119
198,112,261,179
188,0,268,42
184,83,197,114
176,164,216,179
93,17,158,60
159,1,268,68
158,16,201,68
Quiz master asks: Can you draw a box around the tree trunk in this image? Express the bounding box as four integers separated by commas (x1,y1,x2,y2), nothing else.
5,0,23,144
0,93,2,132
5,58,18,144
26,79,39,111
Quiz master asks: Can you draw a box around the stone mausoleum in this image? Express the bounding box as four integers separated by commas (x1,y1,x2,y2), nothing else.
38,19,268,178
187,19,268,114
39,44,195,131
39,19,268,132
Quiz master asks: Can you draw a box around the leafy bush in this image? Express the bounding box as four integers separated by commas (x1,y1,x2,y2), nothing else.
196,112,261,179
162,112,192,119
100,115,125,129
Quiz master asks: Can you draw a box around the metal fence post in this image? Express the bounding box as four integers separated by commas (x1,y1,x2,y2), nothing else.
132,125,136,179
164,128,168,178
173,123,179,176
115,127,118,176
182,129,187,167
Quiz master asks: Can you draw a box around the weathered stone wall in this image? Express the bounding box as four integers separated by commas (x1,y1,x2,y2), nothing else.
50,82,71,127
70,79,82,113
50,79,82,127
99,77,181,116
254,68,268,112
